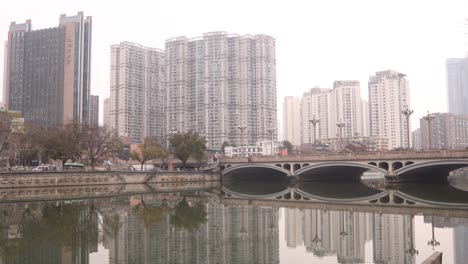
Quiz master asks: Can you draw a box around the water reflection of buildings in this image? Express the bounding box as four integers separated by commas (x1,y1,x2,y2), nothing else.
284,208,415,264
0,202,99,264
104,197,279,264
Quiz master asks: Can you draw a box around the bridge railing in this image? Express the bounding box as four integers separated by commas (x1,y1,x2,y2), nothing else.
220,149,468,163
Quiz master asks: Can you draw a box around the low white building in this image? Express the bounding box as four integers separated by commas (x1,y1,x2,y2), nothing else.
224,140,283,157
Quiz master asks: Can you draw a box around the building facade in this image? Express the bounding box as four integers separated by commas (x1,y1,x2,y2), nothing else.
411,128,421,150
447,57,468,115
420,112,468,150
283,96,301,146
329,81,363,139
103,97,109,128
89,95,99,126
4,12,92,127
300,87,331,144
300,82,364,147
165,32,277,149
368,70,410,150
109,42,165,143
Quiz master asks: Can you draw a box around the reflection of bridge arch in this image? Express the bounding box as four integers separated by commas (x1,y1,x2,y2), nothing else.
221,164,290,180
395,160,468,179
221,187,290,200
295,162,387,180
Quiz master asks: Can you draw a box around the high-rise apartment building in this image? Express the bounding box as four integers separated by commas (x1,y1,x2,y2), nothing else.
420,112,468,149
300,82,364,145
447,58,468,115
361,100,369,137
89,95,99,126
109,42,165,143
103,97,109,128
411,128,421,150
368,70,410,150
165,32,276,149
4,12,92,127
300,87,331,144
283,96,301,146
329,81,363,139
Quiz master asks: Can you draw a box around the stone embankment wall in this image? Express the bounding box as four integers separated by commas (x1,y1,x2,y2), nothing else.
0,171,221,189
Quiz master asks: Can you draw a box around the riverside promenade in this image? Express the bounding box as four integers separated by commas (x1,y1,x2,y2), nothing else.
0,170,220,189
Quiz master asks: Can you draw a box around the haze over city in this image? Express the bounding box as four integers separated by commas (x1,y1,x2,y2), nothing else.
1,0,467,134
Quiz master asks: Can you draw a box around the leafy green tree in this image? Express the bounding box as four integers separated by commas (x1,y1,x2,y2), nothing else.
170,197,207,230
170,132,207,168
43,123,82,167
282,140,294,154
131,137,167,170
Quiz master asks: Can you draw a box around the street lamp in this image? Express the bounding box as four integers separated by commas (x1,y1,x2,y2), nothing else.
266,124,276,156
401,106,414,150
427,216,440,249
309,116,320,145
406,215,419,257
336,121,345,152
237,122,247,158
311,209,322,250
423,111,435,150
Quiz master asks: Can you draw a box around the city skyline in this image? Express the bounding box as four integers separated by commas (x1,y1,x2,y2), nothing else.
0,0,467,134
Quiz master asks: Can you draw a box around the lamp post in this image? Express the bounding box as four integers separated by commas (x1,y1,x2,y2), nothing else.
427,216,440,249
266,125,276,156
423,111,435,150
311,209,322,250
339,211,348,240
401,106,414,150
237,122,247,157
309,116,320,145
406,215,419,257
167,128,177,171
336,121,345,152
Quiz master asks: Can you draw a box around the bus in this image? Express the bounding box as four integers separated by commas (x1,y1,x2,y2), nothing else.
64,163,85,170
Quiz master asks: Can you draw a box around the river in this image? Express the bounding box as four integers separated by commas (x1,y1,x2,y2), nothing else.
0,179,467,263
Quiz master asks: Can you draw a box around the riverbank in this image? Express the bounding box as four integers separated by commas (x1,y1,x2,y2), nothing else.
0,171,220,188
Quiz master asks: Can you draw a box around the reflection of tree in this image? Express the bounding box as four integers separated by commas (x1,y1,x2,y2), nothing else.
170,197,207,230
0,202,100,263
132,199,167,227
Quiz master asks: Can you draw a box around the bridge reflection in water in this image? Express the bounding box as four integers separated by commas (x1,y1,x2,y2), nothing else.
0,183,467,263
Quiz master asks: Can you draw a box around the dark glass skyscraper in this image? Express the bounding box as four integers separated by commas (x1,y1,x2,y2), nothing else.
4,12,92,127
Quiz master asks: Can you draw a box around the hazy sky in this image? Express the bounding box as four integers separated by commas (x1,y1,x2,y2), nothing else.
1,0,467,132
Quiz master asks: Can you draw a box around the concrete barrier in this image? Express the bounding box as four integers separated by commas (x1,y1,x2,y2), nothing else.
0,171,221,188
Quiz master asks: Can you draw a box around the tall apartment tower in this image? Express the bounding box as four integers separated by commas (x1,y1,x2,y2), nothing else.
165,32,277,149
109,42,165,143
103,97,109,128
300,87,331,144
89,95,99,126
368,70,410,149
283,96,301,146
329,81,363,138
447,58,468,115
4,12,92,127
361,100,370,137
420,112,468,149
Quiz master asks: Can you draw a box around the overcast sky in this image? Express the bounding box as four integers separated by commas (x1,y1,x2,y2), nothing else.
1,0,467,133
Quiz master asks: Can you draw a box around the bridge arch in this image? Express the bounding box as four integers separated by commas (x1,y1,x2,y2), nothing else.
394,160,468,181
295,162,387,180
222,163,290,180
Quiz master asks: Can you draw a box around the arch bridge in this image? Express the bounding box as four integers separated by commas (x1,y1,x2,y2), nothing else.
220,150,468,183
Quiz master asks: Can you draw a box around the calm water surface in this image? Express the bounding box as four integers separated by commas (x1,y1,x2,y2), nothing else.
0,180,467,264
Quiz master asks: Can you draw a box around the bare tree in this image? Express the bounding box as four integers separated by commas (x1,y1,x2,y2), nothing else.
83,124,118,170
43,123,82,167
